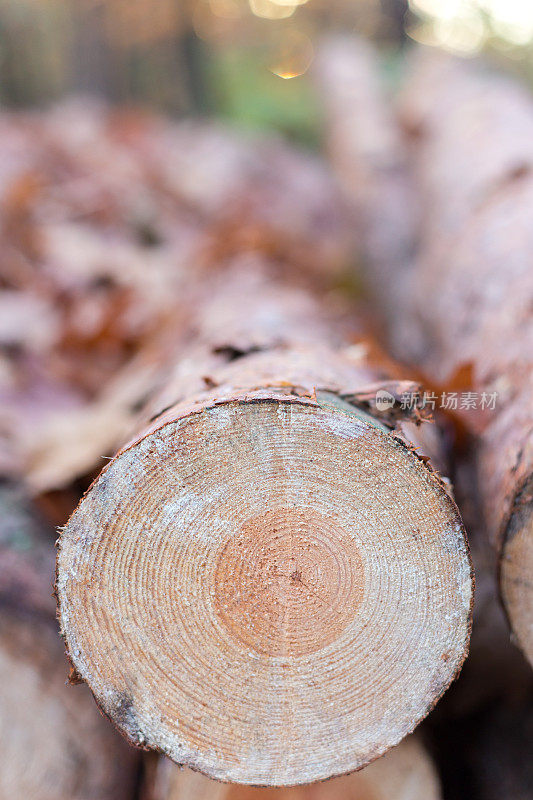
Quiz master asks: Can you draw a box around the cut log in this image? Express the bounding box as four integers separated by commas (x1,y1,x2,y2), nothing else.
56,260,472,785
438,456,533,715
0,615,137,800
316,39,533,668
0,485,137,800
313,35,418,329
147,735,441,800
398,51,533,669
0,104,352,490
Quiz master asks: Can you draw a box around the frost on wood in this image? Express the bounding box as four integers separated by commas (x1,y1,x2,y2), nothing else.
56,265,472,786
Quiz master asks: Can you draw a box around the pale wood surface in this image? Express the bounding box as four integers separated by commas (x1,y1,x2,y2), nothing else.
57,264,472,785
150,736,441,800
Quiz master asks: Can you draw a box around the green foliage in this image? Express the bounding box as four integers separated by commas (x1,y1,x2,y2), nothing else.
206,47,322,148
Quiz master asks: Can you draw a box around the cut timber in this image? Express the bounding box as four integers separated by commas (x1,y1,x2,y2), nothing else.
399,51,533,668
0,103,352,488
57,262,472,785
0,486,137,800
0,615,137,800
313,35,418,327
480,384,533,666
317,38,533,668
149,735,441,800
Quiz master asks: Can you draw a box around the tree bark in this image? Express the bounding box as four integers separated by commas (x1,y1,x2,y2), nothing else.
0,102,352,491
146,735,441,800
316,39,533,668
0,485,137,800
56,259,472,786
397,50,533,670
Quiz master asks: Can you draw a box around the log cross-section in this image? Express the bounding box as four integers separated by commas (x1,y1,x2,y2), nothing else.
56,262,473,785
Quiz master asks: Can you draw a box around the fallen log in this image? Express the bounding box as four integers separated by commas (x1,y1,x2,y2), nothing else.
56,259,472,785
147,734,441,800
316,39,533,668
0,484,137,800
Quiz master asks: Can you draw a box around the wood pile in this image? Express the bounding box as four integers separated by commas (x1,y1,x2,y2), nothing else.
1,40,532,799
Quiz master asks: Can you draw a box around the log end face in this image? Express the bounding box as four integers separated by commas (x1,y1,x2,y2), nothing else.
57,398,472,785
500,489,533,666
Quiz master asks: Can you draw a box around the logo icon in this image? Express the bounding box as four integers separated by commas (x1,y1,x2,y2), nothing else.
375,390,395,412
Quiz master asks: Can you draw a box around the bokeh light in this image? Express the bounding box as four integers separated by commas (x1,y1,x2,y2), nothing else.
249,0,296,20
268,29,314,78
408,0,533,54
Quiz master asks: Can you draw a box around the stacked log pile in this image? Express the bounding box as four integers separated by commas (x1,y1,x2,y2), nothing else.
0,101,462,796
4,40,533,798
